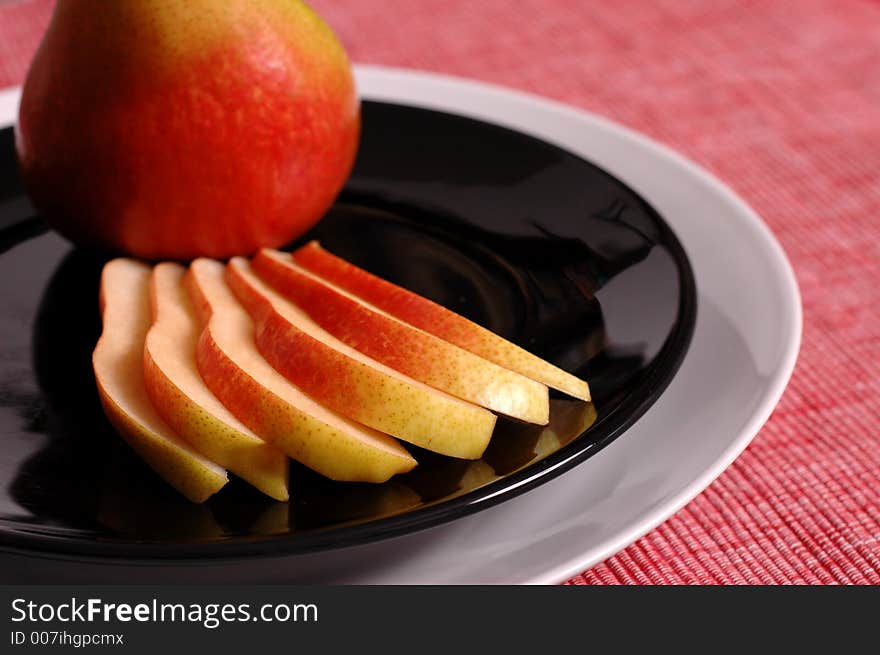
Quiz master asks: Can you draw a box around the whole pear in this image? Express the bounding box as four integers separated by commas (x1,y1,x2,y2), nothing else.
16,0,360,260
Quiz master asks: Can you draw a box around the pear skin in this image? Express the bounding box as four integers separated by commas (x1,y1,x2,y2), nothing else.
18,1,359,259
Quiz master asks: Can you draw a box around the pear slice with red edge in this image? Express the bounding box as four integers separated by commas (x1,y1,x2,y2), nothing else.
226,257,496,460
294,241,591,401
144,262,289,501
93,258,227,503
187,258,416,482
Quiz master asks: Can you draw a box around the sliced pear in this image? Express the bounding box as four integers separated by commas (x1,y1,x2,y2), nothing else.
187,258,416,482
92,258,227,503
144,263,289,501
294,241,591,401
226,258,497,460
252,249,549,425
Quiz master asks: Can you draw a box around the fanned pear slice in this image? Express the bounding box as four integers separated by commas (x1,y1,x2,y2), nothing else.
92,258,227,503
226,258,497,459
144,263,289,501
186,259,416,482
294,241,591,401
253,249,549,425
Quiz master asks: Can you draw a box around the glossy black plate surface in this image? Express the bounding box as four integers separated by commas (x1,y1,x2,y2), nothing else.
0,101,695,560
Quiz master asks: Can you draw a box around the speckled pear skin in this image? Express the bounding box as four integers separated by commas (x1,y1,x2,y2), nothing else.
17,0,359,259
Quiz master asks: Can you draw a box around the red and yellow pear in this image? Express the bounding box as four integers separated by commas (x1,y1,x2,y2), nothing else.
17,0,359,259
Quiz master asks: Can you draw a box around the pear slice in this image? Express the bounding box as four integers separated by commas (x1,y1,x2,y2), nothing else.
92,258,227,503
294,241,591,401
252,249,549,425
226,258,497,459
187,259,416,482
144,263,289,501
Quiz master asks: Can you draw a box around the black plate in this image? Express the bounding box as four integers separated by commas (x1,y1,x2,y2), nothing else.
0,101,695,561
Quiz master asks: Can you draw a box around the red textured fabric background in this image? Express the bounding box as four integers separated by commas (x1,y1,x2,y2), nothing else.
1,0,878,584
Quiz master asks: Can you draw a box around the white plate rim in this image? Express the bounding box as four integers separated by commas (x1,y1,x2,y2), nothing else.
0,65,802,584
351,66,801,583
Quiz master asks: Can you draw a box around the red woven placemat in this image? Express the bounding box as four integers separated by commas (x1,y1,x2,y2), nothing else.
1,0,878,585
